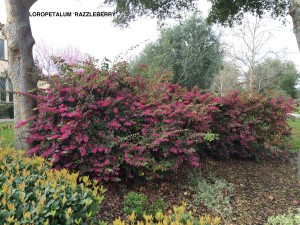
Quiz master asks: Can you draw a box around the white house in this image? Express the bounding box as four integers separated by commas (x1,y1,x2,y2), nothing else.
0,22,13,104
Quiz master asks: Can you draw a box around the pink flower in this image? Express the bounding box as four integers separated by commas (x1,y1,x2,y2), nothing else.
66,112,74,117
68,97,75,102
83,135,89,143
115,96,124,101
108,120,121,131
78,146,86,156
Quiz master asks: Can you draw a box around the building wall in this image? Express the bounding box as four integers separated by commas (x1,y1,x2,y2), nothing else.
0,23,12,104
0,23,49,107
0,23,8,73
0,60,8,72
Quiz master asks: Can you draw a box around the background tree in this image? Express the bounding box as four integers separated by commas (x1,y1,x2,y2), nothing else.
34,41,88,75
207,0,300,52
223,15,281,92
297,87,300,98
133,14,224,90
104,0,197,27
3,0,197,150
210,62,241,96
254,58,299,98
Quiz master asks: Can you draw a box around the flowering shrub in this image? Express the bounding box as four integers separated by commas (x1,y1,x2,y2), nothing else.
22,60,294,181
25,61,217,181
209,92,295,159
0,147,105,225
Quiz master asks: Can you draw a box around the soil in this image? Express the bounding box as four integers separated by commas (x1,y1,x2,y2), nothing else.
98,155,300,225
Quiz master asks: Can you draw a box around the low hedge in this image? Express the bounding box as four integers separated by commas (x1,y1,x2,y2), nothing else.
0,147,105,225
0,103,14,119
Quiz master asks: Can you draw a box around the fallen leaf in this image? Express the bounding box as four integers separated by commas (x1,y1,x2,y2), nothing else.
292,200,298,205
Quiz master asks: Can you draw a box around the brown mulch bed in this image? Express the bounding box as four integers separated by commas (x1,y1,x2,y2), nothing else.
98,156,300,225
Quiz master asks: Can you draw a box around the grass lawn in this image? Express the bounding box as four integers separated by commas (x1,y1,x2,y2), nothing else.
0,121,14,148
288,119,300,151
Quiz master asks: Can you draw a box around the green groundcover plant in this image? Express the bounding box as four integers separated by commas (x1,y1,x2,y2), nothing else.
124,191,167,220
265,209,300,225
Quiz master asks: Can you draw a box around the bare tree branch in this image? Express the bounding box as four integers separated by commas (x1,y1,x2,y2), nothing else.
223,14,286,92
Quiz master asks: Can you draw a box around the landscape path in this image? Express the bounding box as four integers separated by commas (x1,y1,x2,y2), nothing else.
288,113,300,119
0,119,14,123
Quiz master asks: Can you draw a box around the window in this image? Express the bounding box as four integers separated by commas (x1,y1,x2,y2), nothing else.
0,77,5,102
0,39,4,59
8,79,13,102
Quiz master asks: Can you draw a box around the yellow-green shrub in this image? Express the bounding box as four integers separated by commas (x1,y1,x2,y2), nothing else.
0,148,105,225
114,203,222,225
265,209,300,225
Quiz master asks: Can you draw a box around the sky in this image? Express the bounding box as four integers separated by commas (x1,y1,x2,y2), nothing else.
0,0,300,68
0,0,162,63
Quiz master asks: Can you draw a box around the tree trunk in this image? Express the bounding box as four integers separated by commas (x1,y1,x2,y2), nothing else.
3,0,38,150
290,0,300,51
297,151,300,179
290,0,300,179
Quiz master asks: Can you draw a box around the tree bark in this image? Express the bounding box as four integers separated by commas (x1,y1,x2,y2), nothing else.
290,0,300,179
291,0,300,51
3,0,38,150
297,151,300,179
